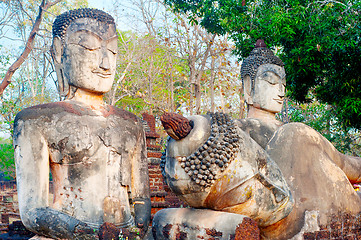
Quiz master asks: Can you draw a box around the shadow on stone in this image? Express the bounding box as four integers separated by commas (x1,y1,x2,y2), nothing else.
0,221,35,240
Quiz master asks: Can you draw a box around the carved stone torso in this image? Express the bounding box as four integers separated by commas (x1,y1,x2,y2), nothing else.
14,100,145,228
236,118,280,149
162,114,294,227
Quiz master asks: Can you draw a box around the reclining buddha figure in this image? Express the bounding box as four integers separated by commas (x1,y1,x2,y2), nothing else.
153,40,361,239
238,39,361,239
13,8,150,239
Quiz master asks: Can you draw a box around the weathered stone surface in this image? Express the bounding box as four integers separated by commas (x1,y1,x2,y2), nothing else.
260,122,361,239
152,208,252,240
160,112,193,140
30,235,56,240
236,118,279,149
236,120,361,239
241,41,361,239
161,114,294,227
13,8,150,239
155,40,361,240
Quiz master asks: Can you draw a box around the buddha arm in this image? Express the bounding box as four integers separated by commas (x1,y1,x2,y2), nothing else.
336,153,361,184
13,119,95,239
23,208,95,239
131,125,151,230
303,125,361,184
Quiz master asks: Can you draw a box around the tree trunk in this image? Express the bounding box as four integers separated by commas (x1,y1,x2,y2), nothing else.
219,85,225,113
195,82,201,114
169,64,174,112
189,65,196,115
0,0,61,96
193,34,215,114
210,53,216,113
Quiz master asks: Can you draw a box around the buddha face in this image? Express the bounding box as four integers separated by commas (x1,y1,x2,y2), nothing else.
244,64,286,113
55,18,118,94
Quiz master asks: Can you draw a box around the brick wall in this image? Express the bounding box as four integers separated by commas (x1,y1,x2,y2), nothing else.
303,212,361,239
141,113,187,221
0,181,20,233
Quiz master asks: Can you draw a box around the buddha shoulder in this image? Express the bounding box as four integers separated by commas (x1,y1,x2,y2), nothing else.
14,102,85,126
236,118,280,149
14,102,140,123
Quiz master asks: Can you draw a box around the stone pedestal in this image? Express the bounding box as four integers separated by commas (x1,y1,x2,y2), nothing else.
152,208,260,240
30,235,54,240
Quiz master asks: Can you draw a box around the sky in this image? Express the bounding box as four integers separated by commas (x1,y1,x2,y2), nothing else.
86,0,140,32
87,0,110,10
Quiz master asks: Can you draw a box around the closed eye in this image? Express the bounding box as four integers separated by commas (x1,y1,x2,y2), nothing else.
262,75,277,85
261,72,280,85
108,48,117,55
79,43,100,51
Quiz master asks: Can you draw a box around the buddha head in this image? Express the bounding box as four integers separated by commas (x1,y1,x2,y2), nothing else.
52,8,118,98
241,40,286,113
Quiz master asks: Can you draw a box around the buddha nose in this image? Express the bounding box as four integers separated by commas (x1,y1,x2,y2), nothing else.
99,48,110,70
278,83,285,98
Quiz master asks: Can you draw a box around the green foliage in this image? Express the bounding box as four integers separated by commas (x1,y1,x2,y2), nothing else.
111,31,190,115
117,95,149,114
164,0,361,129
0,138,15,180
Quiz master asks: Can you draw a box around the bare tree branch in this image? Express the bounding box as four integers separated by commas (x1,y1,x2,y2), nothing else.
111,62,132,105
0,0,61,96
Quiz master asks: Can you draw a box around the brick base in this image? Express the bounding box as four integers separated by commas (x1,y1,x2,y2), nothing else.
303,212,361,239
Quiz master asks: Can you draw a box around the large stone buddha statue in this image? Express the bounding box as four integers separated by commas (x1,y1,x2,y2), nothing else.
153,40,361,239
238,39,361,239
13,8,150,239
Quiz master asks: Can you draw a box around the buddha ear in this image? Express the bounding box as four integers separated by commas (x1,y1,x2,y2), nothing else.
51,37,69,98
52,37,62,64
243,75,253,105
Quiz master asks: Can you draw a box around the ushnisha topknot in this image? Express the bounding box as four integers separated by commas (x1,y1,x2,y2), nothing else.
161,112,241,188
241,39,284,88
52,8,115,40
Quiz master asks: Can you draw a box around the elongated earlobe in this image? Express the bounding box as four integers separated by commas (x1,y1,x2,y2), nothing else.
52,37,63,64
52,37,69,98
243,75,253,105
57,68,70,98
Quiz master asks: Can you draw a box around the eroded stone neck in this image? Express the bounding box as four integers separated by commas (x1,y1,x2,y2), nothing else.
68,88,105,110
248,106,282,125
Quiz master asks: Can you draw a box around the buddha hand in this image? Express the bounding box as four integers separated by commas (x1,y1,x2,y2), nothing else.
133,197,151,233
160,112,193,140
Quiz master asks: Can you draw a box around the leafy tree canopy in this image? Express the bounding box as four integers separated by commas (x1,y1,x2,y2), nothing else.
164,0,361,129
